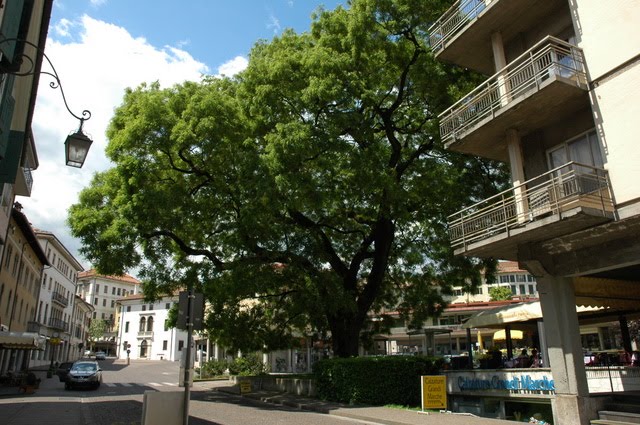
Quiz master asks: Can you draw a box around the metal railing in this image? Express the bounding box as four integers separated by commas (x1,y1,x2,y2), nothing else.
137,330,154,338
439,36,587,143
428,0,493,53
51,290,69,307
48,317,69,332
448,162,613,249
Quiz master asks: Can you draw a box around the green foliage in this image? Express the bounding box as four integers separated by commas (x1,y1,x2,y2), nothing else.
313,355,444,406
199,359,229,378
227,353,268,376
88,319,107,342
68,0,506,357
489,286,513,301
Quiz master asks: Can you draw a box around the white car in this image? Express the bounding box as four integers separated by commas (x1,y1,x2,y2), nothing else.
95,351,106,360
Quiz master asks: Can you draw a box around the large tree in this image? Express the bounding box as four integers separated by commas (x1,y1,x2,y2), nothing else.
68,0,505,357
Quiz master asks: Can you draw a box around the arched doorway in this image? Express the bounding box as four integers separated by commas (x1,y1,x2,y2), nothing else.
140,340,148,358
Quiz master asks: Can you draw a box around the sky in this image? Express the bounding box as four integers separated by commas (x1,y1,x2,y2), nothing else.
19,0,346,272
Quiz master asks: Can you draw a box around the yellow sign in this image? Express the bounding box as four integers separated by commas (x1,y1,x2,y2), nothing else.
50,338,61,345
421,375,447,410
239,381,252,394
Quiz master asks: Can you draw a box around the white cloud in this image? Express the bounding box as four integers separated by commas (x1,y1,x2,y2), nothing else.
90,0,108,6
53,18,73,37
268,14,281,34
217,56,248,77
19,15,209,265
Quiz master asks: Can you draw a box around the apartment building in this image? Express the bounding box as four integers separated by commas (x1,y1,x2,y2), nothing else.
0,204,48,373
76,270,141,354
430,1,639,423
29,229,85,368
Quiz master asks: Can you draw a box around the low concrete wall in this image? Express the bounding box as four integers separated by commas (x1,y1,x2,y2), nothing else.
230,375,316,397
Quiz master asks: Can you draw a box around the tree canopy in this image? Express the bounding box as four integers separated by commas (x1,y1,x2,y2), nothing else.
68,0,506,357
489,286,513,301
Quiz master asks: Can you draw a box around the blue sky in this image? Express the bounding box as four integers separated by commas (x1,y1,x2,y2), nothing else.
19,0,346,271
52,0,345,72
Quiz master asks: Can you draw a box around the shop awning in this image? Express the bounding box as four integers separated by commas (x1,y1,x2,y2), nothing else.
0,332,46,350
493,329,523,341
462,301,602,329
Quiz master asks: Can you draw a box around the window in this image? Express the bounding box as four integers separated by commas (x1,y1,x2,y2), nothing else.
178,340,184,351
111,300,115,308
142,305,146,311
102,299,106,307
528,284,535,295
510,285,516,295
127,306,131,312
94,297,98,305
147,317,154,332
165,303,170,309
519,284,526,295
163,340,168,350
139,317,146,332
117,288,121,296
125,321,129,332
149,304,153,311
96,284,99,293
104,286,108,294
112,287,116,295
548,130,603,169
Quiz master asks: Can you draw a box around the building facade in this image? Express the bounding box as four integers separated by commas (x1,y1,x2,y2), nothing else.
0,204,48,373
117,294,188,362
0,0,54,265
29,229,85,368
76,270,141,355
430,1,640,423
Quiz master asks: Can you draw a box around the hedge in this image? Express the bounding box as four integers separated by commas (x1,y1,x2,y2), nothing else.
313,355,444,406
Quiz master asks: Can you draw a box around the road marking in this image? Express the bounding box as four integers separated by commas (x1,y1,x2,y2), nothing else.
105,383,117,387
121,383,133,387
149,382,162,386
163,382,178,386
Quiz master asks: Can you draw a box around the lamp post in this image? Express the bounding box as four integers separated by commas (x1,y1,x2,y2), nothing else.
0,38,93,167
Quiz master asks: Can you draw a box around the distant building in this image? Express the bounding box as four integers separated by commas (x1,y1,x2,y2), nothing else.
76,270,141,355
28,229,86,368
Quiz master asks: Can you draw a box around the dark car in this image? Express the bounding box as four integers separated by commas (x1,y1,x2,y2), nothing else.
65,361,102,390
56,362,74,382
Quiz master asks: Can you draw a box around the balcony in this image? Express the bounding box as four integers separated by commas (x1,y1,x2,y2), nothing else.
137,330,153,339
448,162,615,259
51,290,69,307
439,37,589,161
428,0,568,74
48,317,69,332
14,166,33,196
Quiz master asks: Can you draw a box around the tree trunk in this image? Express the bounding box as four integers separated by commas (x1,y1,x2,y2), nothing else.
330,315,363,357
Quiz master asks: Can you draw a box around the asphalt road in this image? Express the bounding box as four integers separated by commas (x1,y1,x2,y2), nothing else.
0,359,387,425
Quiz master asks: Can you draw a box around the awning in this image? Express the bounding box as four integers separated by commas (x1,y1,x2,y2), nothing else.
462,301,602,329
0,332,46,350
493,329,523,341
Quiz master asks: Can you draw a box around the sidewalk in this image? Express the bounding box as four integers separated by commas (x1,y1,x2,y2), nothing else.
214,383,519,425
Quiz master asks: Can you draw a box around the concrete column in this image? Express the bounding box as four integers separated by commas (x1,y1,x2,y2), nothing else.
537,319,549,367
597,327,607,351
538,276,594,425
507,130,529,222
491,32,511,107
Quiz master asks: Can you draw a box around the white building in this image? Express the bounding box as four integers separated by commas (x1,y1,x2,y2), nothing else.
30,229,85,368
117,293,188,361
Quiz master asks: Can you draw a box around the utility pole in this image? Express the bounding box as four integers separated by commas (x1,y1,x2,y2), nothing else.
182,289,194,425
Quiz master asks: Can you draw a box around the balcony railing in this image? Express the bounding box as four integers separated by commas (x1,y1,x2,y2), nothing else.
448,162,613,250
137,330,153,338
428,0,493,53
439,36,587,144
48,317,69,332
51,290,69,307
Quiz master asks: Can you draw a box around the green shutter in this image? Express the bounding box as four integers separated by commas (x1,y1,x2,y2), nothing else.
0,130,24,184
0,0,26,63
0,74,16,159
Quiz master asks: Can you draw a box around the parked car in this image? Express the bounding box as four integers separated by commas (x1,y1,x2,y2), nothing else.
84,349,94,357
65,361,102,390
95,351,106,360
56,362,75,382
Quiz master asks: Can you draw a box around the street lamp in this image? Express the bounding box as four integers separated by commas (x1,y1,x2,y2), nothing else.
0,38,93,167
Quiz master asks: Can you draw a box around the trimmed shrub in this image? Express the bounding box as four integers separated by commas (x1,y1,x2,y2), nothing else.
228,353,268,376
313,355,444,406
200,359,229,378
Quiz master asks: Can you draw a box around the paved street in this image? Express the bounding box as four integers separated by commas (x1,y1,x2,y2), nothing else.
0,359,518,425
